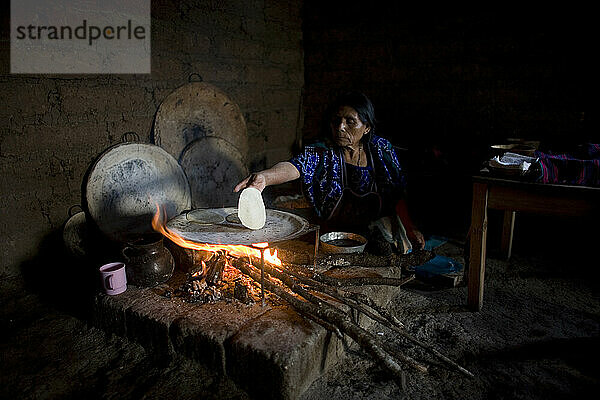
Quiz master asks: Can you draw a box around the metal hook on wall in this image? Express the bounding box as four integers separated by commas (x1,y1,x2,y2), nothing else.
68,204,83,217
121,131,140,143
188,73,204,83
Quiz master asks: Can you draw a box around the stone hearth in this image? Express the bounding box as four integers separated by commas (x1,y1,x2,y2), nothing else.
92,245,406,400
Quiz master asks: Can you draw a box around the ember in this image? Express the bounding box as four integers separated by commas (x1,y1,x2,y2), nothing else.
168,249,265,304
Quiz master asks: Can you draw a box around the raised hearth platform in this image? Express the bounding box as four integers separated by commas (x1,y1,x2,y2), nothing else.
92,254,410,400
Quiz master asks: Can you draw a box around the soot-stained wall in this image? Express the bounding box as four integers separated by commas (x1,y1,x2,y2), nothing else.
0,0,303,285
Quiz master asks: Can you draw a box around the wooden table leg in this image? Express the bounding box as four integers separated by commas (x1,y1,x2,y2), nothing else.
500,210,516,260
468,182,488,311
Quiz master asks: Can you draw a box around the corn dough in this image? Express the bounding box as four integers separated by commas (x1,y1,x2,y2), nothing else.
238,187,266,230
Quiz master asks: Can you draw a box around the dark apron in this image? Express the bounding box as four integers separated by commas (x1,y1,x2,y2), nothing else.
325,144,382,232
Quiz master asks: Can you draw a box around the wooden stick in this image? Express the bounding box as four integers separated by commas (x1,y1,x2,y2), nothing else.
254,258,474,378
298,310,344,339
317,249,435,268
284,263,415,287
258,259,411,330
234,258,428,378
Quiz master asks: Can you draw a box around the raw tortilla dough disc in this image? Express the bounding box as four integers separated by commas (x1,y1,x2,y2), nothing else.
238,188,266,230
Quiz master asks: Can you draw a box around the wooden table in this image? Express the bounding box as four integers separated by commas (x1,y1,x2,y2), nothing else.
467,175,600,311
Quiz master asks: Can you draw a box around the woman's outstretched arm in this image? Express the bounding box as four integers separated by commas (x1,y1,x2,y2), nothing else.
234,161,300,193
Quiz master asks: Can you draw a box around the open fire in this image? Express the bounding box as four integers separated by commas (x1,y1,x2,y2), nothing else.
151,204,282,266
151,204,280,304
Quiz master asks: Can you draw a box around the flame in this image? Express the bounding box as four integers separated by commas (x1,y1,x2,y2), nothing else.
152,205,282,266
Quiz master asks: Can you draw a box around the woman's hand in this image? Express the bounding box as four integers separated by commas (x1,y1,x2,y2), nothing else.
408,228,426,250
234,173,267,193
395,198,425,250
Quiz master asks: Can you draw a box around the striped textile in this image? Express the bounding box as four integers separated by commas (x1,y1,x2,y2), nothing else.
536,143,600,186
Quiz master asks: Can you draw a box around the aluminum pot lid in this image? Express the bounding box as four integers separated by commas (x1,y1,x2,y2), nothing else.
85,143,192,242
166,207,310,245
152,81,248,161
63,211,88,258
179,136,249,208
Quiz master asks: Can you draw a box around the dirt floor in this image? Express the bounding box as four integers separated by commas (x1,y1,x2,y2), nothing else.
1,215,599,400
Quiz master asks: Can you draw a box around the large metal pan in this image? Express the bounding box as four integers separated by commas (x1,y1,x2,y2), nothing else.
84,142,191,242
62,205,88,258
179,136,248,208
152,80,248,162
166,207,311,245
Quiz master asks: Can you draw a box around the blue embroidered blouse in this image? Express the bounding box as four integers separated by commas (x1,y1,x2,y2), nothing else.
288,134,406,219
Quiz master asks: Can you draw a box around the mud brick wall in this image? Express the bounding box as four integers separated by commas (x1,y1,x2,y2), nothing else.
0,0,303,284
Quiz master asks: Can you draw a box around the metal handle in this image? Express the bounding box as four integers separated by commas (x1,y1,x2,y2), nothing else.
68,204,83,217
121,247,132,260
188,73,203,82
121,131,140,143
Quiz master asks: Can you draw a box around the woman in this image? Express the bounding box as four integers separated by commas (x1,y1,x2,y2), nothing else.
234,92,425,251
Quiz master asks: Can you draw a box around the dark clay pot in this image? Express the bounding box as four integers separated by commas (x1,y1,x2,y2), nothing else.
122,233,174,287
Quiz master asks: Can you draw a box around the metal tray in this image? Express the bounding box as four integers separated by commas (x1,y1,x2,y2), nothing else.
85,142,191,241
166,207,311,245
178,136,248,208
152,81,248,162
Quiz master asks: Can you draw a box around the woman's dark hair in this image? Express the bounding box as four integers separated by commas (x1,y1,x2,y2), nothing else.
328,91,377,134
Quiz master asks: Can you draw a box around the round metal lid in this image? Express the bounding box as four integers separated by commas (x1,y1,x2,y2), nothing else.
179,136,248,208
63,211,88,258
85,143,192,242
166,207,310,245
152,81,248,161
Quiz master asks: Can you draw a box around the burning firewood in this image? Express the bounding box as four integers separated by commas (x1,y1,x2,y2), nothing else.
233,280,251,303
205,250,228,285
170,251,264,305
168,248,473,379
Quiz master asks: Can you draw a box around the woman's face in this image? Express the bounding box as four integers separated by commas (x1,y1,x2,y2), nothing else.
330,106,370,148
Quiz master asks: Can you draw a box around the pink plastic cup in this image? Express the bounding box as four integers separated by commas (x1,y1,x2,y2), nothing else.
99,262,127,295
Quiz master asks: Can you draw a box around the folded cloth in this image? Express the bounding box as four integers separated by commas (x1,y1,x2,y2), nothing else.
489,152,537,172
414,255,463,279
424,235,448,251
535,143,600,186
369,215,412,254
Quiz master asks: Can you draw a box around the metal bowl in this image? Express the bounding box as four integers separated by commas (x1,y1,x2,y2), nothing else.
319,232,368,254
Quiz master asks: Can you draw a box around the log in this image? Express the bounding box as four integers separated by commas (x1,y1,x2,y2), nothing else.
205,251,227,285
317,249,435,269
285,263,414,287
